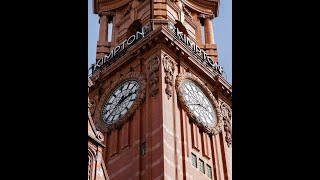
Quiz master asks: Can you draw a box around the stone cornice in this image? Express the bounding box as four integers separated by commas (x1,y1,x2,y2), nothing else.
184,0,219,17
95,0,132,13
99,11,116,17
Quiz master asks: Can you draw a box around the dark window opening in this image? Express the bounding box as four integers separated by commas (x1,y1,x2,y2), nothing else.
141,142,146,156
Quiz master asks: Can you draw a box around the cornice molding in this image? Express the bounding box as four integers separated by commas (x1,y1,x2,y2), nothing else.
184,0,218,16
96,0,132,13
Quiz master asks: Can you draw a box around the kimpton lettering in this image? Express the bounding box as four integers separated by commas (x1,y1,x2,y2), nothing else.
90,26,148,72
169,24,223,74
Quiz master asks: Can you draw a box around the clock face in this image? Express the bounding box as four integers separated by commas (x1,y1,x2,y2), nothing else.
102,80,139,124
181,80,217,126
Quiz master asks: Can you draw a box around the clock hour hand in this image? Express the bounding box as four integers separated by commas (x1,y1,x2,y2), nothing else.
112,91,135,114
188,103,208,111
188,103,201,105
118,91,133,104
106,95,126,119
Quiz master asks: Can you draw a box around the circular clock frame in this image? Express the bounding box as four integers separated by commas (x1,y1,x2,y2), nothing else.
175,72,223,135
94,72,146,133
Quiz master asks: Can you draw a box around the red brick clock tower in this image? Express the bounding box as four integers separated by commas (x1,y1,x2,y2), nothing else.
89,0,232,179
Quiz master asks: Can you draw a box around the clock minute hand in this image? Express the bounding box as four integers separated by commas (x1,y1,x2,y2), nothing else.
113,91,134,112
188,103,201,105
107,91,136,119
118,91,134,104
106,95,127,119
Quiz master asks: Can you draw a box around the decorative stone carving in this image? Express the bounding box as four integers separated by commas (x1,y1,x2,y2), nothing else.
96,131,105,142
99,11,116,17
197,13,214,20
163,54,176,100
175,72,223,135
143,23,153,34
220,102,232,147
89,99,96,115
146,55,160,97
197,13,207,19
122,1,132,18
93,72,147,133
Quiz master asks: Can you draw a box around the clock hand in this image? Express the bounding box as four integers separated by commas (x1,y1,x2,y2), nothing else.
188,103,201,105
105,97,125,120
107,91,135,119
188,103,208,111
118,91,134,104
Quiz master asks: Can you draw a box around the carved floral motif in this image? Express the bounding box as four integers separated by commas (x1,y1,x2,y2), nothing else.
93,72,147,133
175,72,223,135
163,54,176,100
220,102,232,147
146,55,160,97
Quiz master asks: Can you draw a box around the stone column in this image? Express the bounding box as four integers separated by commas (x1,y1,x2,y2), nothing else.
98,13,109,46
96,11,115,61
204,15,215,44
195,14,203,45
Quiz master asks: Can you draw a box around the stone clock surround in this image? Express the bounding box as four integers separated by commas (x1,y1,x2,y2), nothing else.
93,72,147,133
175,72,223,135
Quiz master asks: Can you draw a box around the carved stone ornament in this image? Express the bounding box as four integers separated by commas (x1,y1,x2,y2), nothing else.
163,54,176,100
175,72,223,135
146,55,160,97
121,1,132,18
197,13,207,19
99,11,116,17
93,72,146,133
220,102,232,147
95,131,105,142
89,99,96,115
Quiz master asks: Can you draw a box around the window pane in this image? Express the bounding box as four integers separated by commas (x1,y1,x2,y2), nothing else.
191,153,197,167
141,142,146,156
199,159,204,173
206,164,212,179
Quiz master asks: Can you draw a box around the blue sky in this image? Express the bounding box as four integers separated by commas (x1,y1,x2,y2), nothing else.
88,0,232,84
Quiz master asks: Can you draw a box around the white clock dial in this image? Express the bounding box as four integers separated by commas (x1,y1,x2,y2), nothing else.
181,80,216,125
102,80,139,124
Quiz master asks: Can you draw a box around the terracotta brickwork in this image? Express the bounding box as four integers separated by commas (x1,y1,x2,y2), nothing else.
89,0,231,179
